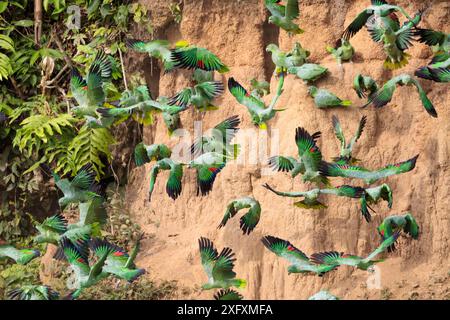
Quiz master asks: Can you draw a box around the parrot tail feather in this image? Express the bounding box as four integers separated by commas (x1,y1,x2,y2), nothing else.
383,53,410,70
340,100,352,107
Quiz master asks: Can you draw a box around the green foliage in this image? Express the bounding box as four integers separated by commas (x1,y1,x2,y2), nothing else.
0,254,41,299
0,0,153,239
68,125,115,178
169,2,183,24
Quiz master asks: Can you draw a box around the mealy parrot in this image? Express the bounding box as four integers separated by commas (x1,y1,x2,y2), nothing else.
413,26,449,82
266,43,309,75
265,0,304,35
214,289,243,300
169,81,224,111
7,285,62,300
263,183,369,222
292,127,329,185
190,115,241,160
198,237,247,290
250,78,270,98
261,235,338,276
228,76,285,130
0,243,40,265
377,213,419,251
148,158,183,201
326,38,355,64
34,198,107,259
415,53,450,83
59,237,110,299
310,232,400,271
126,38,175,72
319,154,419,185
368,10,422,70
171,43,229,73
342,0,412,41
287,64,328,83
308,86,352,108
51,166,101,210
89,236,146,282
413,27,449,55
331,115,367,165
134,142,172,167
368,74,437,117
98,96,189,134
70,51,111,117
360,183,393,222
267,131,322,178
308,290,339,300
188,152,230,196
353,74,378,104
218,197,262,235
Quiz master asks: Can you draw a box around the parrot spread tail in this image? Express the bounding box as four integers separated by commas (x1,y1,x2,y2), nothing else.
384,53,410,70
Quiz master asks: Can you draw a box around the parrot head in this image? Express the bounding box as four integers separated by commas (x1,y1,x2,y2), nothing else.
266,43,278,53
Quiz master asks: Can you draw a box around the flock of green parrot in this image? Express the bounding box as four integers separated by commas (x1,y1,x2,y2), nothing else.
1,0,446,300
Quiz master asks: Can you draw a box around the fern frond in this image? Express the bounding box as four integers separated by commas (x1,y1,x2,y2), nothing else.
68,125,116,179
13,114,76,156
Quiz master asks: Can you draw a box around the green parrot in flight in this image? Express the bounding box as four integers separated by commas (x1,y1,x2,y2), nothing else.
265,0,304,35
342,0,412,41
34,198,107,260
214,289,243,300
7,285,63,300
261,235,338,276
218,197,261,235
331,115,367,165
89,236,146,282
0,243,40,265
310,232,400,271
377,213,419,252
126,38,175,72
51,166,101,210
353,74,378,105
59,237,111,299
190,115,241,160
148,158,183,201
169,81,224,111
320,154,419,185
228,76,286,130
263,183,370,221
70,51,111,117
368,73,437,117
188,152,230,196
198,237,247,290
267,131,321,179
134,142,172,167
171,42,229,73
360,183,393,221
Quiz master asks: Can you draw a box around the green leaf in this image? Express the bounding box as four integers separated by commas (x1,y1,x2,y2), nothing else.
13,20,34,27
0,1,8,14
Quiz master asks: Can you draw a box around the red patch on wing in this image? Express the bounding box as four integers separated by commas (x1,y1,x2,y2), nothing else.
208,167,218,173
309,147,317,153
287,245,296,252
197,60,205,69
113,251,125,257
380,230,385,237
77,257,85,263
82,86,88,91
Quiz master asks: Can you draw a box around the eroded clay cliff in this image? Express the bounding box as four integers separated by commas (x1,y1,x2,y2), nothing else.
125,0,450,299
